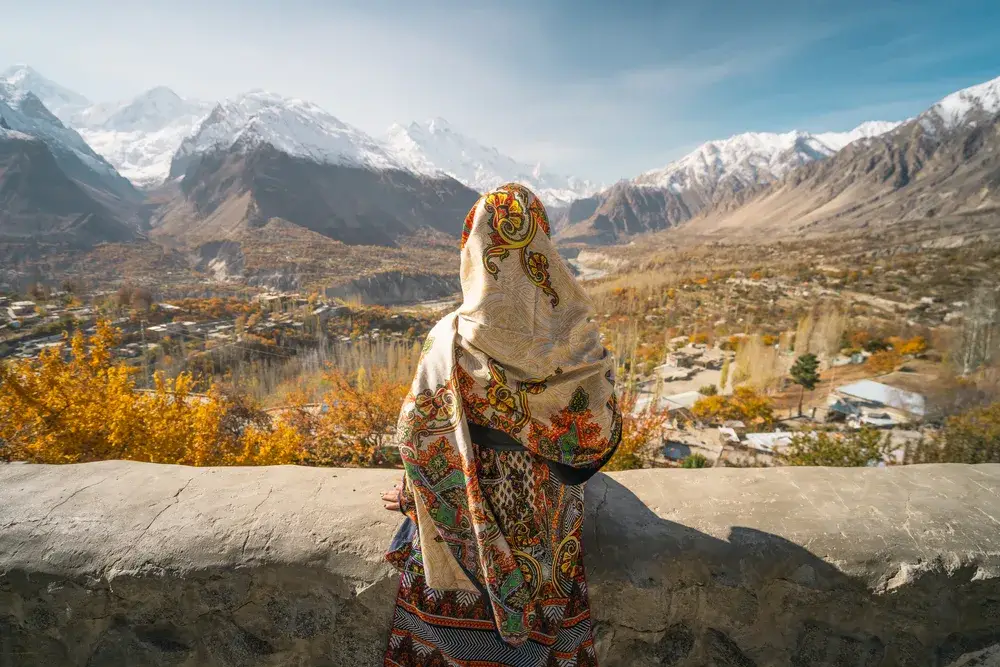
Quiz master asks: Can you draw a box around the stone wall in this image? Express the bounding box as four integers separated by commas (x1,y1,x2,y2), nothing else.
1,462,999,667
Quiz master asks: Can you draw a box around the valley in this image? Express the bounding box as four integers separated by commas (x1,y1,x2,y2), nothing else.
2,64,999,470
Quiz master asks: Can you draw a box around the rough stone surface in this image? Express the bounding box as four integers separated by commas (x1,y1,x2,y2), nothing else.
1,462,999,667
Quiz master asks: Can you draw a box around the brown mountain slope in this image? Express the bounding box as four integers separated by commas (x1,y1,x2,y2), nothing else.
553,138,829,244
152,144,481,248
681,114,1000,238
0,133,135,248
555,183,699,245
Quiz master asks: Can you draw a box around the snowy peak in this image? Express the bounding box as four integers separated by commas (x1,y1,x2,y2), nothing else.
385,118,598,206
79,86,212,133
0,85,116,177
0,64,90,121
814,120,905,151
172,90,405,176
635,121,902,192
920,74,1000,132
74,87,214,187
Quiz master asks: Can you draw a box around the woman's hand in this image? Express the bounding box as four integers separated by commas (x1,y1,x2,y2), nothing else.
381,483,402,512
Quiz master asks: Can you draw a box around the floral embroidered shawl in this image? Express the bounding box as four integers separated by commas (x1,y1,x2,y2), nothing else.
388,183,621,646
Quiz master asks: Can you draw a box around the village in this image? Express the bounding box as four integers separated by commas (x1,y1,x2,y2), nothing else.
626,332,934,469
1,246,993,471
0,290,434,370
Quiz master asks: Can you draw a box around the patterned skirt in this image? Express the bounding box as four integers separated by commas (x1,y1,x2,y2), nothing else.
383,450,599,667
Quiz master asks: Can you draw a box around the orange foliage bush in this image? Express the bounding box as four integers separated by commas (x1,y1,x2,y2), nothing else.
301,368,409,467
866,349,902,374
848,330,872,349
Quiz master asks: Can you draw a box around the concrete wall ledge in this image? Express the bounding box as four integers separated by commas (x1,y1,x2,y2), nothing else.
1,462,999,666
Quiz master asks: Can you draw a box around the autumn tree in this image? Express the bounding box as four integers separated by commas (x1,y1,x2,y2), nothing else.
0,321,304,466
898,336,928,357
604,389,670,471
692,386,775,429
734,334,782,390
793,312,816,356
790,353,820,416
307,367,409,467
781,428,893,467
905,401,1000,464
866,349,902,374
811,306,848,357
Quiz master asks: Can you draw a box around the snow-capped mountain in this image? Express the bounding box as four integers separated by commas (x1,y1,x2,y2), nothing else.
680,78,1000,237
633,120,902,193
813,120,905,151
75,87,213,187
75,86,211,133
155,90,480,248
384,118,599,206
0,82,138,203
0,65,212,187
170,90,406,178
556,120,902,244
919,73,1000,133
0,64,90,120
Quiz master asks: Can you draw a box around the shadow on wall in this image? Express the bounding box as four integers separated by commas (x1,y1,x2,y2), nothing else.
583,474,1000,667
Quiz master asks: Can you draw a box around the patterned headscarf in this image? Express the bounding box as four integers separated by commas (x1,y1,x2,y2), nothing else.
391,183,621,645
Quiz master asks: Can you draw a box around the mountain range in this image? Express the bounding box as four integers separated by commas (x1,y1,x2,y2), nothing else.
1,63,998,262
554,121,904,243
677,75,1000,238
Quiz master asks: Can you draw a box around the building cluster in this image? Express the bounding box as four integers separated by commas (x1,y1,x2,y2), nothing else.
1,295,92,331
665,378,927,467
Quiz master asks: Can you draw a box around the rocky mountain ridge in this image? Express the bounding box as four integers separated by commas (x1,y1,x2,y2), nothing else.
557,121,903,244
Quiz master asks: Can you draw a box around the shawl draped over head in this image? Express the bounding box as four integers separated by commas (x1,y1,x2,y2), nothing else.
388,182,621,647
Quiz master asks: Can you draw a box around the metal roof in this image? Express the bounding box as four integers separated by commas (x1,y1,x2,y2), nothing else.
836,379,926,416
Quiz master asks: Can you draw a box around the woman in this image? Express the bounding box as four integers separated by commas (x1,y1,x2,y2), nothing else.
380,183,621,667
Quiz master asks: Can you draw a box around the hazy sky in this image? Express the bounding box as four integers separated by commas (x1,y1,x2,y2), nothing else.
2,0,999,182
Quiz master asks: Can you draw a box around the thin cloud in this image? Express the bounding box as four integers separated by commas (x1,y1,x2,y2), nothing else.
0,0,997,183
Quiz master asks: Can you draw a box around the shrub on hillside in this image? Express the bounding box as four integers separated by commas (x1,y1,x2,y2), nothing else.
780,428,893,467
905,401,1000,464
681,453,710,468
866,349,902,374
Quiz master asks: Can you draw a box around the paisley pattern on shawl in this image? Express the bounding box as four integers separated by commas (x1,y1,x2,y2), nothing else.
386,183,621,648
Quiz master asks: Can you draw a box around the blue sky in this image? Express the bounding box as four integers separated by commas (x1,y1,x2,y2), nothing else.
2,0,998,182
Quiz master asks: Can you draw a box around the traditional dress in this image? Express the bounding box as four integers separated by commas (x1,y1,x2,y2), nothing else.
384,183,622,667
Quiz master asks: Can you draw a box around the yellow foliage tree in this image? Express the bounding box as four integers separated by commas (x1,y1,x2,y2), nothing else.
898,336,928,356
303,367,410,467
691,386,775,429
866,349,902,374
0,321,304,466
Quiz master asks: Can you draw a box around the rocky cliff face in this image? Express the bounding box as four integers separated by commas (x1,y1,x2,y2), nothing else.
324,270,460,306
682,111,1000,238
153,143,480,248
1,461,999,667
0,134,136,247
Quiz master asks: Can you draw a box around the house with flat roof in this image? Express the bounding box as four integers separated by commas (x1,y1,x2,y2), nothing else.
830,379,926,426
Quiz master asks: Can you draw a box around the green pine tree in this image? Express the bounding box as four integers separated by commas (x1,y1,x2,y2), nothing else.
790,353,820,417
